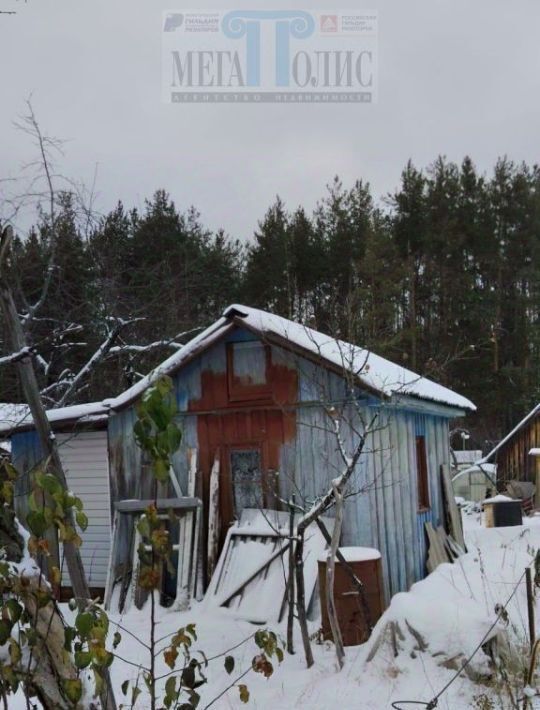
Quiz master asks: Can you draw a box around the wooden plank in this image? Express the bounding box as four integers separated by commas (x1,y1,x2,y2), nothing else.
205,509,329,623
440,464,465,548
174,449,197,609
115,497,201,513
103,510,119,610
187,449,201,600
425,521,449,573
192,456,205,600
216,541,291,607
206,449,221,581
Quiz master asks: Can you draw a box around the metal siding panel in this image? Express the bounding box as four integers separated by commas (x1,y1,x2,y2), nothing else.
394,411,417,589
385,409,408,593
56,431,111,587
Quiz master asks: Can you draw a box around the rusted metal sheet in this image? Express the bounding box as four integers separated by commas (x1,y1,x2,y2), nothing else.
318,554,385,646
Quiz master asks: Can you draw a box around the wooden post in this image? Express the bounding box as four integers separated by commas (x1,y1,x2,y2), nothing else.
526,567,535,649
0,226,117,710
207,449,221,582
287,495,295,655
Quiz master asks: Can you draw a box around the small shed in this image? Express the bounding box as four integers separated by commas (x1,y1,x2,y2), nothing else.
483,494,523,528
3,403,112,593
479,403,540,499
4,305,476,600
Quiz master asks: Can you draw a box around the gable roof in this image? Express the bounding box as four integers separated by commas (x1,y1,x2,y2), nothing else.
1,304,476,437
105,304,476,413
480,403,540,464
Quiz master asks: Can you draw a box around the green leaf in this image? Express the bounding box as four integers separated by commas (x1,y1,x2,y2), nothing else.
74,650,92,669
64,626,76,652
152,457,169,482
134,420,152,448
186,623,197,641
132,686,142,705
26,511,48,537
8,638,21,664
238,684,250,703
76,510,88,532
166,423,182,453
75,611,94,637
164,676,177,705
4,599,22,624
113,631,121,649
137,516,150,539
63,678,82,704
39,473,62,496
3,462,18,480
187,690,200,708
121,680,130,696
224,655,235,674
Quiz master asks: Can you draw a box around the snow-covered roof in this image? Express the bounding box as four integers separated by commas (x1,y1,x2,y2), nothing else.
451,462,497,484
224,305,475,411
0,403,30,434
0,401,110,436
105,304,475,412
483,494,517,505
103,315,232,410
452,450,483,464
2,304,476,436
480,403,540,464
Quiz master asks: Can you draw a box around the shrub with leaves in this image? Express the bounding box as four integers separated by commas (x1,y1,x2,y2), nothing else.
0,458,109,708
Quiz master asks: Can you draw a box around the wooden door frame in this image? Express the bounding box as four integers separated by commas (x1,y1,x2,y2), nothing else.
221,441,278,527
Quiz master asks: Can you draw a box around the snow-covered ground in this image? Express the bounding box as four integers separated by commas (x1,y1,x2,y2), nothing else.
89,513,540,709
12,513,540,709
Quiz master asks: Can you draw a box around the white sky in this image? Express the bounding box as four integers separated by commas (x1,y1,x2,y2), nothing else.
1,0,539,240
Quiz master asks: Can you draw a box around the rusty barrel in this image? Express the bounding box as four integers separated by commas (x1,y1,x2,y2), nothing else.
318,546,385,646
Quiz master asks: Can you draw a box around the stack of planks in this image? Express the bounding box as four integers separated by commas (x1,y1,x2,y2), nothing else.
425,522,465,573
425,465,467,574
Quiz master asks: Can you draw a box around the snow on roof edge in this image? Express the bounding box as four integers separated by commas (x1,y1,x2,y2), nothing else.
0,402,109,436
1,303,476,436
480,403,540,464
224,304,476,412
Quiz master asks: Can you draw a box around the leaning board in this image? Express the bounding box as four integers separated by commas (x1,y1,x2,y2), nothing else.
204,508,330,623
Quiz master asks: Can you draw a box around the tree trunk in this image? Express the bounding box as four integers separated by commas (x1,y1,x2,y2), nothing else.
294,528,314,667
0,226,117,710
325,483,345,669
287,496,295,655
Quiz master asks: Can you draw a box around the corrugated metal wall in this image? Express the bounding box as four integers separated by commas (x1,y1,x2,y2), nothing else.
56,432,111,587
106,326,454,598
12,428,112,588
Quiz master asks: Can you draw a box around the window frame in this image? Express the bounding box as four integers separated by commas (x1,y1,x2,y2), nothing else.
226,341,272,402
416,434,430,511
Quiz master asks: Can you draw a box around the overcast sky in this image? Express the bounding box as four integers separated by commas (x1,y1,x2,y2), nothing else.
1,0,539,241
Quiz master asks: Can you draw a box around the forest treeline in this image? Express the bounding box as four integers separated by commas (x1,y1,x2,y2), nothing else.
2,155,539,449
